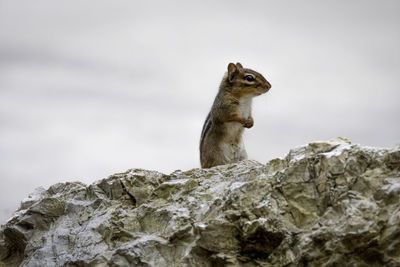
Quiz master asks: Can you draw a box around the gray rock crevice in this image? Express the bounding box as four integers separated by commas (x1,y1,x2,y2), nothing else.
1,138,399,266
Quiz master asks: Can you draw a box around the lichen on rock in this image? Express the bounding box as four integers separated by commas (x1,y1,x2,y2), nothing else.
0,138,399,266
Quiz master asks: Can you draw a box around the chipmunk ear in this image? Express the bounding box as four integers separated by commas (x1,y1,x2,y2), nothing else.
236,62,243,69
227,63,238,82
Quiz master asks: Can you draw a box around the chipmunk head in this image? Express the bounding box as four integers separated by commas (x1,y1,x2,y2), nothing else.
225,62,271,97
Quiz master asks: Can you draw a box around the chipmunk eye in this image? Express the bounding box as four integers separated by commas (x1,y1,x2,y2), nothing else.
244,75,255,82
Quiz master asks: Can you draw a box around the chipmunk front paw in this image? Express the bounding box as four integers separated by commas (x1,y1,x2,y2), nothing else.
244,117,254,128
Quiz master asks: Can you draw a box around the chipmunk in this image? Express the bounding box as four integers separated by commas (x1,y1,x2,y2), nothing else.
200,62,271,168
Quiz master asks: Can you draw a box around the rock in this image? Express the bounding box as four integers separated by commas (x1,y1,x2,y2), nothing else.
0,138,399,266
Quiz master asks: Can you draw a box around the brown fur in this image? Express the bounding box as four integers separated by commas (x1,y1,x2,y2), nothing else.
200,62,271,168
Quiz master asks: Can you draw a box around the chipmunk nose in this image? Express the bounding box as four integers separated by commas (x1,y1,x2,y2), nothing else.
265,81,271,90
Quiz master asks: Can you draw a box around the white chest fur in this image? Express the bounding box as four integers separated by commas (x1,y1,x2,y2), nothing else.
238,96,252,118
222,96,253,149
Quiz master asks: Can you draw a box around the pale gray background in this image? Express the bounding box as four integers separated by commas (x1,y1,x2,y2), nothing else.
0,0,399,223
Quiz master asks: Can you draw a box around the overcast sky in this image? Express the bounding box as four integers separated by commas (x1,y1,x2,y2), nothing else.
0,0,399,223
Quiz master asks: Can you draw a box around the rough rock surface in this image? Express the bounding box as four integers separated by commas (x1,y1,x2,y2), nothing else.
1,138,400,266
